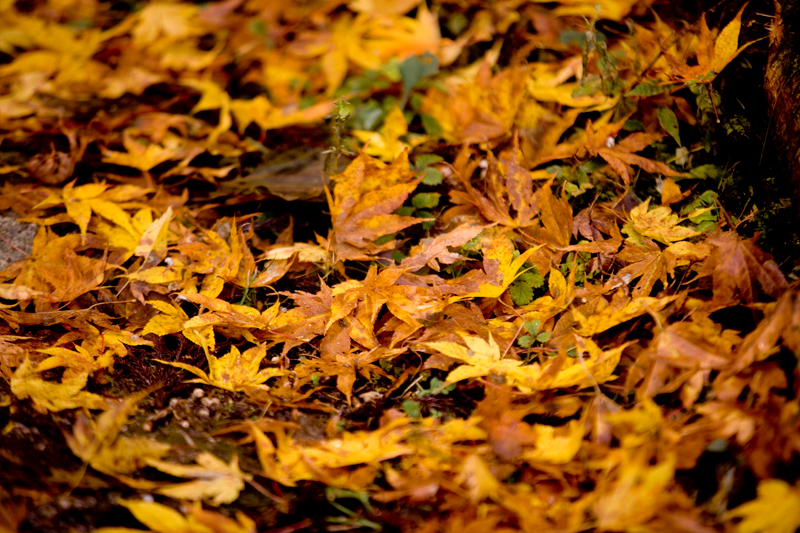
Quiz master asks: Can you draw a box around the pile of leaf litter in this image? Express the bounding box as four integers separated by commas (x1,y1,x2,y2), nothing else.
1,0,799,531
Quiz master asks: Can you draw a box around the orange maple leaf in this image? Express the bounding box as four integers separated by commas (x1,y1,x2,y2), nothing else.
450,134,553,229
420,61,527,144
543,119,688,186
322,150,424,261
8,228,109,310
704,230,788,304
664,5,754,83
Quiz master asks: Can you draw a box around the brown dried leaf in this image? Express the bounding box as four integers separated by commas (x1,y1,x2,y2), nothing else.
324,150,423,260
706,231,788,304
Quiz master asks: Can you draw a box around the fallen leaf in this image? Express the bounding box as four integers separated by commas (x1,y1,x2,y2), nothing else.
159,343,289,393
323,150,424,260
147,452,252,506
705,230,788,304
727,479,800,533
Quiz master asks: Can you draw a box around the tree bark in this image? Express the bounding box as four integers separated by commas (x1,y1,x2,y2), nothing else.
765,0,800,213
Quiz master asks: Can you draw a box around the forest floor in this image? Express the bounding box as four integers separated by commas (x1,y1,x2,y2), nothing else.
1,0,800,532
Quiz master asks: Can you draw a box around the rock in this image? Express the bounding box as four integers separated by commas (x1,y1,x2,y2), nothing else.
0,212,37,273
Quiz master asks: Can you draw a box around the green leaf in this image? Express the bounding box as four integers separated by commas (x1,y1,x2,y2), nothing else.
461,233,483,253
428,377,444,391
378,59,402,82
565,180,594,197
415,154,444,169
418,211,437,230
623,119,645,131
374,233,396,245
509,281,534,306
429,377,455,395
627,82,672,96
696,220,717,232
518,335,535,348
412,193,441,210
572,77,602,98
689,164,724,181
421,167,443,186
682,190,719,226
334,98,352,121
517,270,545,289
447,12,469,35
353,101,384,131
523,320,542,336
420,113,442,137
399,52,439,108
395,206,415,217
567,346,578,358
402,400,421,418
559,28,588,47
657,107,681,145
536,332,551,343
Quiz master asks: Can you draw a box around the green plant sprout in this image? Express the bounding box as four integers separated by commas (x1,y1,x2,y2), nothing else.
323,97,356,175
517,319,552,363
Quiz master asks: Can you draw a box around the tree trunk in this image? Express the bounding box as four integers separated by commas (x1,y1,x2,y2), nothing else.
765,0,800,213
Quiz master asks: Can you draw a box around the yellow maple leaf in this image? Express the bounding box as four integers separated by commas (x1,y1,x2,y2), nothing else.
64,395,170,479
420,61,527,143
366,3,445,60
521,419,584,464
348,0,421,16
3,228,110,309
352,107,427,161
31,180,141,237
10,358,108,412
728,479,800,533
0,14,118,96
142,300,215,354
309,14,383,96
35,344,113,381
147,452,252,506
181,79,232,145
550,0,644,21
254,417,413,488
159,39,223,72
134,206,173,260
594,451,677,530
99,499,215,533
664,5,755,83
102,131,204,179
132,3,200,48
424,332,626,392
623,198,700,245
230,95,335,132
456,454,502,503
711,4,752,75
159,343,288,393
94,207,174,264
96,500,256,533
457,234,540,299
544,335,630,389
423,333,537,389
